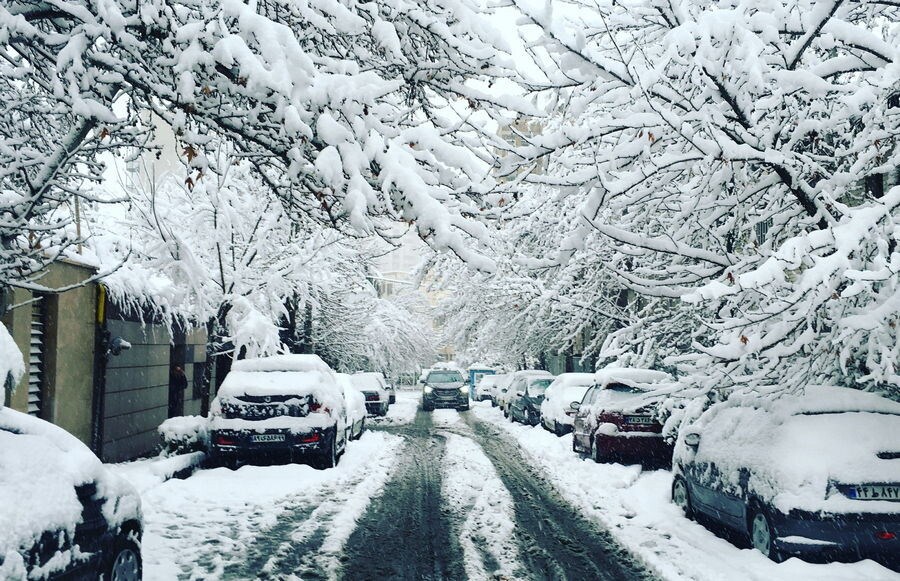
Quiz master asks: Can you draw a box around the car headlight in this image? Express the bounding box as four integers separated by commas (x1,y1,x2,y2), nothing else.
424,386,433,394
459,386,468,393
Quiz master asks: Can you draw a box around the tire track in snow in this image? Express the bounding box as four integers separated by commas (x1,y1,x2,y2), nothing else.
223,432,404,580
441,432,523,580
458,413,654,581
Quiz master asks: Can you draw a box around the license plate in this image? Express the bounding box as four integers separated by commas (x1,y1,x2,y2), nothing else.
251,434,286,443
847,485,900,501
624,415,655,425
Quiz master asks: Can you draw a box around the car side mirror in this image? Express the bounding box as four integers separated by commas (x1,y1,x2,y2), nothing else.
501,388,507,393
569,401,581,411
684,431,701,448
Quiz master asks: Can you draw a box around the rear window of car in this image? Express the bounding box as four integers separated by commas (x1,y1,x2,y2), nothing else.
605,383,643,394
427,371,464,383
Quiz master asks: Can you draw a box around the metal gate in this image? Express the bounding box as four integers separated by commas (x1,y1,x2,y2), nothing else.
28,297,46,416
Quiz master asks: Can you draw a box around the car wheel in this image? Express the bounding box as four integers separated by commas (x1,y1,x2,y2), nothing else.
749,506,784,562
554,421,564,436
672,476,694,520
106,534,142,581
592,439,606,463
316,432,338,469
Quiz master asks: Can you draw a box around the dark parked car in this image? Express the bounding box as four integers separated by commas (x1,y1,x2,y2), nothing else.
352,372,390,416
571,369,672,463
509,375,554,425
672,386,900,568
0,407,143,580
422,369,469,411
209,354,349,469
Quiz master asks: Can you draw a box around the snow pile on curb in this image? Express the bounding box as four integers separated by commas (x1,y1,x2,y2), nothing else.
369,390,420,426
472,403,897,581
109,452,207,494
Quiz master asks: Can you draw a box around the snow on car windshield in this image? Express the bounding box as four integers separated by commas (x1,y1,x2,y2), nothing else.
528,379,553,395
427,371,463,383
605,383,644,394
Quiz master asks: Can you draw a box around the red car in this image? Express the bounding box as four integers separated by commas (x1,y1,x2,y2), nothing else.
571,369,673,464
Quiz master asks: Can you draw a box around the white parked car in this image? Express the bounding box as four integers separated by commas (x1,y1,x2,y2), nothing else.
0,407,143,580
489,373,511,407
352,372,390,416
474,374,501,401
540,373,596,435
672,385,900,567
336,373,366,440
209,354,349,469
500,370,553,417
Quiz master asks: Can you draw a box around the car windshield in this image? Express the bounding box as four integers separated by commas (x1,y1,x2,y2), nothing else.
528,379,553,395
427,371,463,383
604,382,643,394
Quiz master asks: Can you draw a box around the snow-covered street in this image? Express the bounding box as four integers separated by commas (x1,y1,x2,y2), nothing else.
103,391,900,580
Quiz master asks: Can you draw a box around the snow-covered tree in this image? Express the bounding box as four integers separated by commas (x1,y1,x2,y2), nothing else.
440,1,900,396
94,152,436,370
0,0,525,296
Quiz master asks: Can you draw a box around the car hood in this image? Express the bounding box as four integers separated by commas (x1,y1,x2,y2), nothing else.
427,382,465,389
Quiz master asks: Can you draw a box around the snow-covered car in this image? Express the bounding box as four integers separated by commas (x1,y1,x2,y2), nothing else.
421,369,469,411
209,354,349,469
352,372,390,416
336,373,366,440
571,368,673,463
509,374,556,426
500,370,552,417
474,374,501,402
386,379,397,404
0,407,143,580
540,373,596,435
489,373,511,407
672,386,900,567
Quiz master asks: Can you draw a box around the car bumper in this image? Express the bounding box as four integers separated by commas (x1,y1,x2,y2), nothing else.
423,391,468,408
211,427,330,458
364,401,386,414
595,432,673,460
773,510,900,565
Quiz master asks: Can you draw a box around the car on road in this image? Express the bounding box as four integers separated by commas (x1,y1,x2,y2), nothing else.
209,354,349,469
474,374,501,402
0,406,143,580
352,372,391,416
509,374,555,425
540,373,596,435
500,370,553,418
336,373,366,440
421,369,469,411
672,385,900,568
571,368,673,463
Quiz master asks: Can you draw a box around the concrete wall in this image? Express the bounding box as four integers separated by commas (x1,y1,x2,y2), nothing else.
1,260,97,447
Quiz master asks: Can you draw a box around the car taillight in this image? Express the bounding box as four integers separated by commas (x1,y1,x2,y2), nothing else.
299,433,321,443
875,531,896,541
309,401,321,412
215,434,237,446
